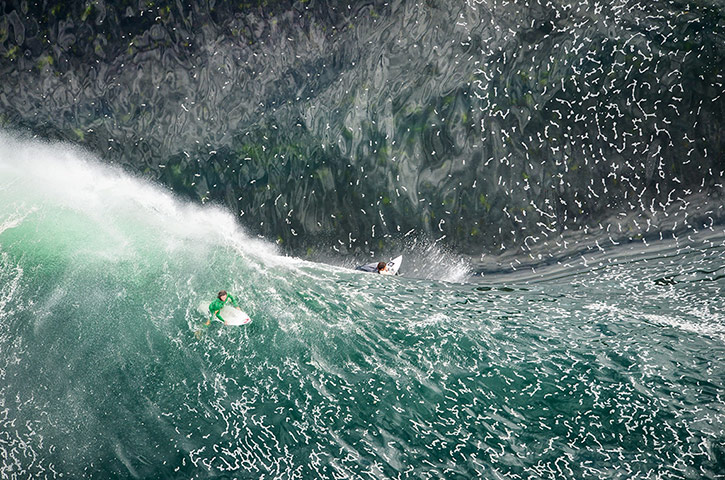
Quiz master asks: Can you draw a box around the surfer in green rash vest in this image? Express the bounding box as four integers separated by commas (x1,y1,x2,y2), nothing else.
206,290,241,326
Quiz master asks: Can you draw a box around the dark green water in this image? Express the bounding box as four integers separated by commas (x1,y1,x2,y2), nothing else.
1,0,725,478
0,0,723,258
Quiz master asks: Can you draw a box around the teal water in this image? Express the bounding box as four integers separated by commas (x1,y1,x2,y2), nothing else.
1,135,724,478
1,0,724,477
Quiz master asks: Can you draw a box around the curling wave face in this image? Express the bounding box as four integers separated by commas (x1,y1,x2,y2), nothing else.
0,1,723,258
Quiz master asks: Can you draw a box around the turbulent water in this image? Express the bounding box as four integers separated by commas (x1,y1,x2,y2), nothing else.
1,134,724,479
1,0,725,478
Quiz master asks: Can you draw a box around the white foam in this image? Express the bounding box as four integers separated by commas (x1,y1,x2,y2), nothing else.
641,312,725,341
0,252,22,318
0,131,279,264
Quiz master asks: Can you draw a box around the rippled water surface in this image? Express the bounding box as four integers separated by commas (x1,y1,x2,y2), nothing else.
1,0,724,477
0,138,723,478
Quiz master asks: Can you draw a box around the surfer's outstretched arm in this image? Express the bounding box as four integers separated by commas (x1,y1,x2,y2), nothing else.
227,294,240,309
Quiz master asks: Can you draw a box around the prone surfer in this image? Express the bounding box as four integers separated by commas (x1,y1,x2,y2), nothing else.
194,290,243,339
207,290,241,326
355,259,398,275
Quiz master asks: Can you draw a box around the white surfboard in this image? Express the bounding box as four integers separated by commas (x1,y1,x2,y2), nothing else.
386,255,403,275
198,301,251,326
219,305,251,326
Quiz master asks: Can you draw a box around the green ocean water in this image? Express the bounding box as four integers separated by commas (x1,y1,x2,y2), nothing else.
1,135,724,478
2,0,724,477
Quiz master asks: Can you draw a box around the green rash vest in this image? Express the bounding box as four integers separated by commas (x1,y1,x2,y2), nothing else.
208,294,239,322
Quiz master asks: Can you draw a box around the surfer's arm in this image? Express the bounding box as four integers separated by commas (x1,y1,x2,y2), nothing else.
228,294,239,308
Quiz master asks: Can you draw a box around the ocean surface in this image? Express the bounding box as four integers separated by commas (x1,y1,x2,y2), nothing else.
1,135,724,479
1,0,724,478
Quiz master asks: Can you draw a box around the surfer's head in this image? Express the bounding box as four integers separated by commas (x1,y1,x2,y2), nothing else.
218,290,227,300
376,262,387,272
